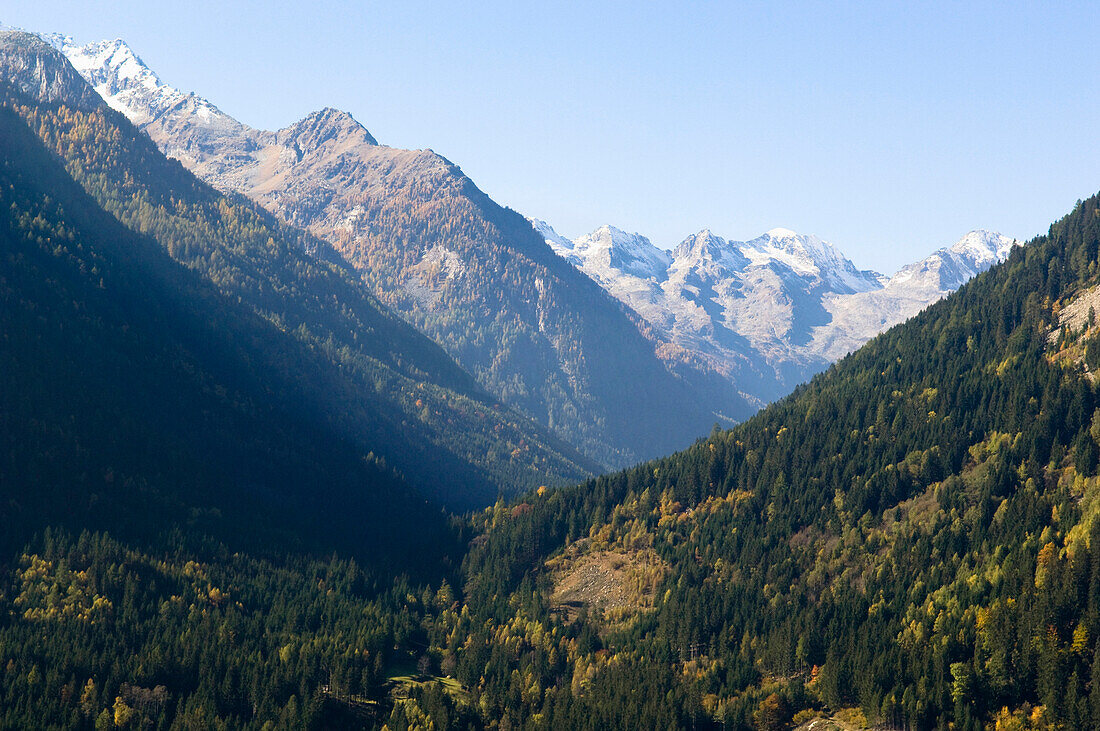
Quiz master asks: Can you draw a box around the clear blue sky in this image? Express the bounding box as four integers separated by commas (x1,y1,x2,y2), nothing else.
3,1,1099,273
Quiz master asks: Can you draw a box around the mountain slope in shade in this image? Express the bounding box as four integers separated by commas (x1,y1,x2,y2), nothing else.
0,30,102,108
535,219,1018,403
0,82,453,565
59,33,755,467
0,30,596,508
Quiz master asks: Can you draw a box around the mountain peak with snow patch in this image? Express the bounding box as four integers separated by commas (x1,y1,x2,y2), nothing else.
888,230,1019,292
737,229,882,294
62,35,237,129
528,219,574,256
671,229,751,276
948,230,1018,265
569,225,672,281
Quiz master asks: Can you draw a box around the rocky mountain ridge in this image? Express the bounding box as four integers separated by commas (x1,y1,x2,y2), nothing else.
534,219,1019,402
0,28,600,507
47,24,1017,430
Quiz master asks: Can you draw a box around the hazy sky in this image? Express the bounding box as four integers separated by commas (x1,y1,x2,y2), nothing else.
3,1,1099,272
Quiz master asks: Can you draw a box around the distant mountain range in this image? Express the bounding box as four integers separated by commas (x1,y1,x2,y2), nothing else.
24,23,1019,458
533,220,1018,403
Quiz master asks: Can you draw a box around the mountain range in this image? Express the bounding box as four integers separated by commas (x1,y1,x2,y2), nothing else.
2,19,1100,731
533,220,1019,403
465,190,1100,727
33,27,1021,462
49,32,756,469
0,29,597,510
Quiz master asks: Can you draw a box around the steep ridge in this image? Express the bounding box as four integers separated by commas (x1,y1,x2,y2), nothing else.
460,195,1100,727
0,31,593,508
538,219,1017,403
58,34,755,467
0,30,101,108
0,93,447,566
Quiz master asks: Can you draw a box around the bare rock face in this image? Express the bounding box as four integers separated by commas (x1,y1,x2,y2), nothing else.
0,31,103,110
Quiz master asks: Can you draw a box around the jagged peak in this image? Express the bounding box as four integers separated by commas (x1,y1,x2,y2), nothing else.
675,228,724,251
279,106,377,152
685,228,722,244
577,225,663,253
303,106,363,126
52,34,250,131
885,230,1018,291
580,224,645,243
70,37,143,64
671,229,751,276
675,228,732,254
948,229,1017,260
751,228,830,256
568,225,671,280
65,37,160,89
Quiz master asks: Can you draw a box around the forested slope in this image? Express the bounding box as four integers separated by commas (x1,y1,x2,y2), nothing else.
0,49,493,729
13,25,1100,731
0,95,451,567
450,193,1100,729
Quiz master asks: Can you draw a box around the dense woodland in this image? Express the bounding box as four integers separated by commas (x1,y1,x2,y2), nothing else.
7,29,1100,730
453,195,1100,728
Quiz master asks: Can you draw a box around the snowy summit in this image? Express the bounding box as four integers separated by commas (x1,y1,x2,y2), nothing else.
530,218,1020,404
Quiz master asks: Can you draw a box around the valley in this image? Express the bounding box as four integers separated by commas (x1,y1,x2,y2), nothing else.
0,13,1094,731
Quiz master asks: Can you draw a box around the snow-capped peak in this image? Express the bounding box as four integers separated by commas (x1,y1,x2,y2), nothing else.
0,23,170,122
671,229,750,275
528,218,574,256
746,228,825,270
60,35,233,128
764,227,800,239
67,39,149,84
570,226,672,281
948,230,1017,266
739,229,881,293
539,219,882,295
754,228,833,261
889,230,1019,290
